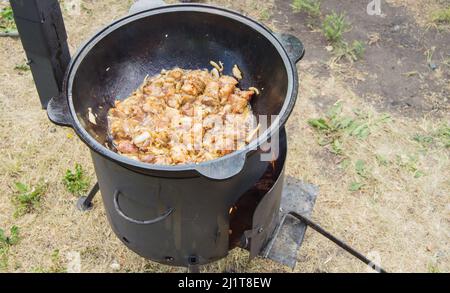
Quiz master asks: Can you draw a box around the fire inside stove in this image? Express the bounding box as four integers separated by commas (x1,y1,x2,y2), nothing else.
229,153,284,254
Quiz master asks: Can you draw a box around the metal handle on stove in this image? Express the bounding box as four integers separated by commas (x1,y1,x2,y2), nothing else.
288,212,388,273
113,190,174,225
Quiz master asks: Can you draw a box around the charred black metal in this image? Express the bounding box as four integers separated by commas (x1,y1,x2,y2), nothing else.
90,129,287,267
288,212,388,273
76,182,99,212
10,0,70,109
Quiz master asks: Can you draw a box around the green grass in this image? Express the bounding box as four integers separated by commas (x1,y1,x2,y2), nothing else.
31,249,66,273
348,160,370,192
0,226,20,270
0,6,13,21
355,159,367,178
307,101,390,153
436,123,450,148
12,182,47,218
259,8,272,21
413,134,434,145
81,2,93,14
431,7,450,24
334,40,366,62
375,150,426,179
412,123,450,149
321,12,366,62
0,5,16,33
0,226,20,246
330,139,343,155
14,63,30,72
49,249,66,273
63,163,90,196
427,262,440,273
395,154,425,179
348,181,364,192
308,103,393,192
322,12,349,44
375,155,389,167
291,0,321,17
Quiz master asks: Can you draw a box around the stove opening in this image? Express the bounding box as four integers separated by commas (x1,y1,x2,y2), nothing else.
228,157,280,249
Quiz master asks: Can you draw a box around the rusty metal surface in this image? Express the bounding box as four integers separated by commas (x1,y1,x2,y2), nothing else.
261,176,318,269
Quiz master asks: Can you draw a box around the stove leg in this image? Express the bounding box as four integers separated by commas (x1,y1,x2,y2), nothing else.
186,255,200,273
76,182,99,212
187,265,200,273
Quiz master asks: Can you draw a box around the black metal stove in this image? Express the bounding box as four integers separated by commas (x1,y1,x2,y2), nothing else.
83,128,319,270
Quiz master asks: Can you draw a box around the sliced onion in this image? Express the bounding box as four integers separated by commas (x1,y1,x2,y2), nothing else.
133,132,151,144
232,65,242,80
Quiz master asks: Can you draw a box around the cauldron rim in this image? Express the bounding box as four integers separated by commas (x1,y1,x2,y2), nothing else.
65,4,299,178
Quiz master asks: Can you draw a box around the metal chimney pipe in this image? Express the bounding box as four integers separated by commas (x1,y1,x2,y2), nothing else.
10,0,70,109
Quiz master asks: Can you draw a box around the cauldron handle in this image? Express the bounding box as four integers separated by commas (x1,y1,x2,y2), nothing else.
113,190,174,225
47,94,73,127
275,33,305,63
195,151,247,180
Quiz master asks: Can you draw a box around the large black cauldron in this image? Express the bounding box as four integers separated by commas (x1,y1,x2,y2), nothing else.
29,3,304,266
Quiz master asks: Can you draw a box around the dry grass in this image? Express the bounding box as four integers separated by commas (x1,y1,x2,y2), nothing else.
386,0,450,28
286,66,449,272
0,0,449,273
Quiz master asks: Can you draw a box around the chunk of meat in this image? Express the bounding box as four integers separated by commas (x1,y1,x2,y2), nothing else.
164,107,180,120
108,108,127,119
201,95,219,107
203,114,222,129
170,144,189,164
204,81,219,98
168,68,184,80
143,84,164,97
110,120,128,139
154,156,173,165
166,94,182,109
219,76,238,102
143,95,166,112
140,154,156,163
181,102,194,117
108,67,257,165
152,131,170,147
239,90,255,101
228,94,248,114
181,75,206,96
154,116,170,130
116,141,138,154
181,94,196,105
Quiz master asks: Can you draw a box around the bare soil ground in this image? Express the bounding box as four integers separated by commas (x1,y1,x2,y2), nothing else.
0,0,448,272
275,0,450,117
